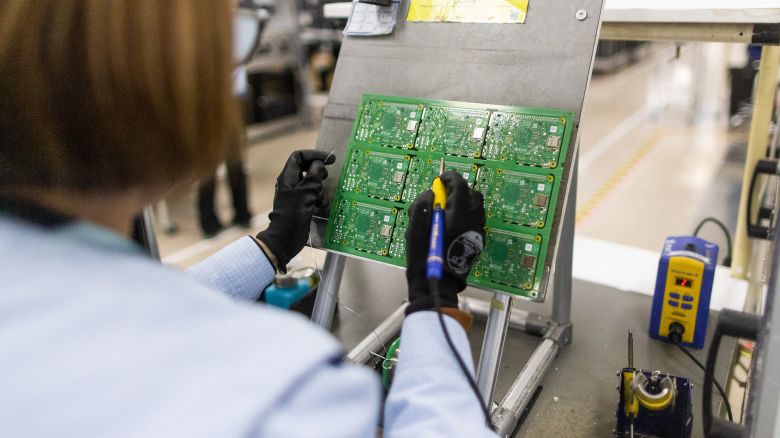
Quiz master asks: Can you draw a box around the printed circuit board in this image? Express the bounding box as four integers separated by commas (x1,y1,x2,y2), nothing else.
324,95,573,299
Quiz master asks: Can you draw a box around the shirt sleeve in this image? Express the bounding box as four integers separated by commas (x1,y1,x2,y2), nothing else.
252,360,382,437
384,311,498,438
187,236,276,302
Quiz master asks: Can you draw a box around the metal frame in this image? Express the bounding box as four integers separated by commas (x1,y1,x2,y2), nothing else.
310,1,602,434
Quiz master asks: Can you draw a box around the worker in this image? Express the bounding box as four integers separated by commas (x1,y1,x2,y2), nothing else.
0,2,495,437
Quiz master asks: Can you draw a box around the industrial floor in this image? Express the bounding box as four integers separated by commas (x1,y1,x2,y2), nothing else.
155,43,751,437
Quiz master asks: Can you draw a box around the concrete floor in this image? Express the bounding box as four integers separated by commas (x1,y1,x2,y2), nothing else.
155,42,750,436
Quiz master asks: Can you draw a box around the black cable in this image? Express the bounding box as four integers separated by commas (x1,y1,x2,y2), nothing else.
672,342,734,422
429,280,493,428
693,217,733,267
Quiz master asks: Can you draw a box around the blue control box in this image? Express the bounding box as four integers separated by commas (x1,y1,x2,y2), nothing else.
649,236,717,350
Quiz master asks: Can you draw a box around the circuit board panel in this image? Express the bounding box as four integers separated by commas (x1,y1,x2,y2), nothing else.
342,148,410,201
415,107,489,158
402,155,478,203
483,112,567,168
324,95,573,299
477,166,553,228
329,197,398,256
355,100,423,149
470,227,542,295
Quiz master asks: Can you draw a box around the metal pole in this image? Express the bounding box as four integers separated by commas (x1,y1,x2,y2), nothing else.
552,151,577,328
347,303,408,364
476,293,513,407
600,22,757,44
460,296,549,336
289,0,313,126
491,338,560,437
733,46,780,279
311,252,346,328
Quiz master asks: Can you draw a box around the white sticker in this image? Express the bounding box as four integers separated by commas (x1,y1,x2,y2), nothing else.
537,183,545,191
462,172,470,179
396,162,403,169
525,243,533,252
473,127,486,139
383,215,390,222
550,126,558,134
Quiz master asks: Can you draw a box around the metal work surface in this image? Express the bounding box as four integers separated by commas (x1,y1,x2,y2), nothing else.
312,0,603,245
489,281,731,438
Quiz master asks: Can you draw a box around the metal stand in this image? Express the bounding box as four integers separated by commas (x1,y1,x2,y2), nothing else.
490,157,577,436
311,252,346,328
475,294,512,406
311,0,602,433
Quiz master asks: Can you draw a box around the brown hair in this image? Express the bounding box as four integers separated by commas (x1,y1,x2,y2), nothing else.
0,1,237,191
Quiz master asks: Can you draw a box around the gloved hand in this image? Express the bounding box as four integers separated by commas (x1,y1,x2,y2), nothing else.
256,150,336,272
405,171,486,315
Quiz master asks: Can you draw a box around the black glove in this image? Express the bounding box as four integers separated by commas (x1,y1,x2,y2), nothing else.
256,150,336,272
405,171,486,315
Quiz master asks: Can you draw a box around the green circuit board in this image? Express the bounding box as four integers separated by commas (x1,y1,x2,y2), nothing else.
324,95,573,299
415,106,489,158
477,166,554,228
483,112,567,168
355,100,423,149
402,155,478,203
329,197,398,256
470,227,542,294
342,148,411,201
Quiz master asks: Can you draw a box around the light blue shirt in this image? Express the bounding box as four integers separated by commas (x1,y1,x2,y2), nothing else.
0,215,496,437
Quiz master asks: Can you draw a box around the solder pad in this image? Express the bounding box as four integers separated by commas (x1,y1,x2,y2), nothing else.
324,95,573,299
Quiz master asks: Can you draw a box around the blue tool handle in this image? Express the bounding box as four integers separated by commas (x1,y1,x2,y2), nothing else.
426,207,445,280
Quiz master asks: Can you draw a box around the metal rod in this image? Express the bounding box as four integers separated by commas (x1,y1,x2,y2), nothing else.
346,303,408,364
311,253,346,328
476,293,513,407
491,338,560,437
600,22,756,44
459,296,549,335
628,330,634,369
734,45,780,278
552,153,576,327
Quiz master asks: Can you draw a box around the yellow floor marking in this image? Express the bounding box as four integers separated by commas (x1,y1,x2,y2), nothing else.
576,128,666,225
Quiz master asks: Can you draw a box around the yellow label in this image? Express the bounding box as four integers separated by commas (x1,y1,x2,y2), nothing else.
408,0,529,23
622,371,639,417
658,256,704,343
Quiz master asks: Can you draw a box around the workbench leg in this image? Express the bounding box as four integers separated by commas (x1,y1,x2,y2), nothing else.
551,152,577,331
311,253,346,328
476,294,513,407
733,46,780,279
